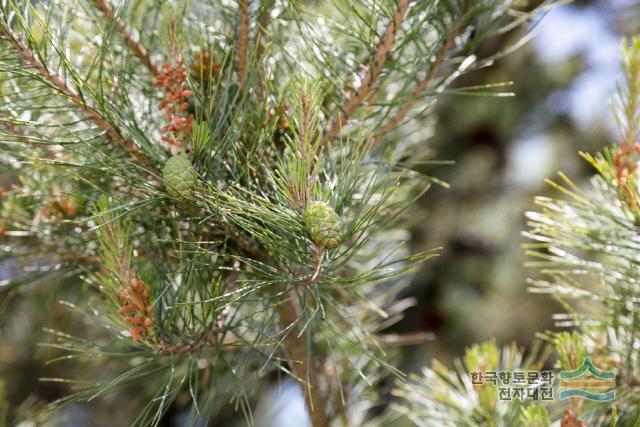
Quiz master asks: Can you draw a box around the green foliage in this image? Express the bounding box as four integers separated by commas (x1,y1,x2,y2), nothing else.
522,150,640,424
391,341,549,427
518,404,551,427
391,36,640,427
520,37,640,426
0,0,556,425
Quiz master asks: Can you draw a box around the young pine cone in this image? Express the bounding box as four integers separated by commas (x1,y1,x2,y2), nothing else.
163,154,197,198
304,201,342,249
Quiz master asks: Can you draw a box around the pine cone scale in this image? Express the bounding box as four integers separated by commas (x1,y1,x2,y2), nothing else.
163,154,197,198
304,201,342,249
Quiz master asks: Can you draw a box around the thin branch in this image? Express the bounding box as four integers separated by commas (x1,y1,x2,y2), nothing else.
237,0,250,84
89,0,160,77
225,224,261,258
375,332,434,347
57,253,101,263
0,26,157,172
156,331,241,355
321,0,411,148
371,19,462,145
278,292,329,427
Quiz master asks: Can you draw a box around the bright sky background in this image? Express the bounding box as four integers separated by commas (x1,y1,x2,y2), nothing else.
506,1,631,189
534,3,623,131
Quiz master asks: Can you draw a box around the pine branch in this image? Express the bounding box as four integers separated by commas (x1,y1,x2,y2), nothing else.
237,0,250,84
0,25,157,172
0,1,559,424
371,18,462,145
321,0,411,148
57,253,100,263
225,224,262,258
89,0,160,77
278,292,329,427
156,331,236,355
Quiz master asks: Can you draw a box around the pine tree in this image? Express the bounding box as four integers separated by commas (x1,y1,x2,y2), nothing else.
0,1,553,425
391,38,640,427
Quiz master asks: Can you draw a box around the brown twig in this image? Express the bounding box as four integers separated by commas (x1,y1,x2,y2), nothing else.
57,253,101,263
371,19,462,145
278,292,329,427
90,0,160,77
237,0,250,84
225,223,331,427
375,332,434,347
225,224,261,258
156,331,241,355
321,0,411,148
0,26,157,172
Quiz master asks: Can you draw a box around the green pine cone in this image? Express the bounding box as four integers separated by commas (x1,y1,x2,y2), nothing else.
163,154,197,198
304,201,342,249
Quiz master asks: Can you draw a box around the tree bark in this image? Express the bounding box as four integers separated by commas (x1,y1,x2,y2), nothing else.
278,291,330,427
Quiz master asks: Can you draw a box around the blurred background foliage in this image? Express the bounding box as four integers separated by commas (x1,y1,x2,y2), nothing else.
1,0,639,426
393,0,639,368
